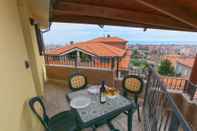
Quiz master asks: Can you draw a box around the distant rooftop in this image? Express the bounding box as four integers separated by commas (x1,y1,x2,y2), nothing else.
89,36,128,44
177,58,195,68
162,54,195,68
46,36,128,57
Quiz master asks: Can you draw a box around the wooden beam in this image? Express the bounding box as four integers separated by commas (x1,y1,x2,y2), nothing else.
52,1,195,31
134,0,197,29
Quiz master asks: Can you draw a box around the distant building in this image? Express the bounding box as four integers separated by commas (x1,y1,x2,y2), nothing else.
161,55,195,77
161,54,182,67
176,58,195,77
46,36,131,79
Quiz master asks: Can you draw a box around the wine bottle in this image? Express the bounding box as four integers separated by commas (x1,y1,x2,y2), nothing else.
100,81,106,104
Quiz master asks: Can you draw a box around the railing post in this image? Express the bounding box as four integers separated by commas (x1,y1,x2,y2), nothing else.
143,67,152,107
116,57,120,78
190,84,196,100
169,112,180,131
183,80,189,93
111,57,115,70
75,57,78,68
76,50,80,67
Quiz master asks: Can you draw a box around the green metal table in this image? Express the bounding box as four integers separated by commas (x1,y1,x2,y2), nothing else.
67,88,136,131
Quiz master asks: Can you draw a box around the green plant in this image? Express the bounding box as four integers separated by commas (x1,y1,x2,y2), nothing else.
132,49,138,58
131,58,141,66
158,59,175,76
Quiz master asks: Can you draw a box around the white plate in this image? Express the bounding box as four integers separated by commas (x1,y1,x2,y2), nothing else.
87,85,100,94
70,96,91,109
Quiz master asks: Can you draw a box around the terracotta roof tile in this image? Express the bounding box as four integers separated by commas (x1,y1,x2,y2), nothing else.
46,37,127,57
177,58,195,68
119,49,131,69
89,37,128,44
162,55,182,67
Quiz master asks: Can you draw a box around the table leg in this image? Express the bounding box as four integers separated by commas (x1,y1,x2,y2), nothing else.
128,109,133,131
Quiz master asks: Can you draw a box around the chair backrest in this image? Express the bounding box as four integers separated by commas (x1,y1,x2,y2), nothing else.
68,72,87,91
29,96,49,130
122,75,143,95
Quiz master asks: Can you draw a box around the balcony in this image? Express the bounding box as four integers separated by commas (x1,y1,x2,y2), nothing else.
44,55,197,131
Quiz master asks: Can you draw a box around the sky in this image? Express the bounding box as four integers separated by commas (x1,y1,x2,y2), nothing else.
43,22,197,45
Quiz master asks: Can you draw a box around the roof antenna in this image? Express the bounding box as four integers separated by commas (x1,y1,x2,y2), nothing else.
143,28,148,32
98,25,104,29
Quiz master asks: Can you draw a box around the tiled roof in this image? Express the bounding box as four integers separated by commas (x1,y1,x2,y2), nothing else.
177,58,195,68
119,49,131,69
162,55,182,67
47,37,127,57
47,42,126,57
161,55,195,69
89,37,128,44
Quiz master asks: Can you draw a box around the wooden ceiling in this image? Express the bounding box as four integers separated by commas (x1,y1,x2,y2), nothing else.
51,0,197,32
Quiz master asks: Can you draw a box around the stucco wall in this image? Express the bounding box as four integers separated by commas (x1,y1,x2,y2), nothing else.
0,0,46,131
176,63,191,77
46,65,115,87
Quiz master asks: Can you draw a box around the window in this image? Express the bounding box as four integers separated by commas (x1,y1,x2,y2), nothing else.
100,57,110,63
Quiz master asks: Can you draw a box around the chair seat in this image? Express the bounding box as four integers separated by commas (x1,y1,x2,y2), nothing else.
49,111,77,131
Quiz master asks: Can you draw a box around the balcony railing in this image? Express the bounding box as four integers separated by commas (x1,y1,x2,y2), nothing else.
123,67,197,101
161,76,186,90
45,55,197,101
160,76,197,101
143,67,192,131
45,55,115,70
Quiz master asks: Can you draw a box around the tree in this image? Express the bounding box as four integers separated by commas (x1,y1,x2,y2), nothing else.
132,49,138,58
131,58,141,66
158,59,175,76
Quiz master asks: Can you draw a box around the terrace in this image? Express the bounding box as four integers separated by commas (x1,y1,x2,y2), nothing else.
45,48,197,130
2,0,197,131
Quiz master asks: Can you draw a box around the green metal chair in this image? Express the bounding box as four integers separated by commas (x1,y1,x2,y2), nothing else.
68,72,88,91
29,96,77,131
122,75,143,122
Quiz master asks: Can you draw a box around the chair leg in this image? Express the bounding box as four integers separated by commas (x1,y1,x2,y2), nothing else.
137,103,141,122
92,125,96,131
107,121,119,131
134,96,141,122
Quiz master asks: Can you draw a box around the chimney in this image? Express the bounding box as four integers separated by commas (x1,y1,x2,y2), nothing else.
107,34,111,38
70,41,74,45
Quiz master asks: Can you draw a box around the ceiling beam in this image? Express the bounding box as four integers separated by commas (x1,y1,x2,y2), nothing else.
134,0,197,29
52,1,194,31
52,14,196,32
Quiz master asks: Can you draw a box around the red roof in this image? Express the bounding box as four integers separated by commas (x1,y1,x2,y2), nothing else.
162,55,182,67
119,49,131,69
89,37,128,44
47,37,127,57
177,58,195,68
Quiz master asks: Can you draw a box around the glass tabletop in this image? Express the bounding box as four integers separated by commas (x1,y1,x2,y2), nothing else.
67,88,132,123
